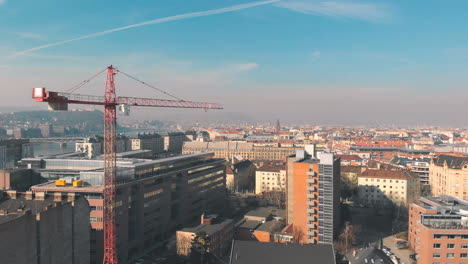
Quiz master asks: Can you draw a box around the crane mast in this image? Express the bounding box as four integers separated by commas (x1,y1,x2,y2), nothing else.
103,66,118,264
32,66,222,264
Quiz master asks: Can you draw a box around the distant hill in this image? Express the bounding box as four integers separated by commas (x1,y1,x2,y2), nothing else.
0,110,105,134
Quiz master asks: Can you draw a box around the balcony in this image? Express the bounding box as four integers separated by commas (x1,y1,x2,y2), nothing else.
306,193,316,199
307,223,317,229
307,178,316,184
307,185,317,191
307,208,316,214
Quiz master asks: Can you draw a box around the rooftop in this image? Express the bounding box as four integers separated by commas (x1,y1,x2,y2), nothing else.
432,154,468,169
0,191,81,225
257,164,285,172
180,218,233,236
336,154,363,161
229,240,335,264
360,169,418,180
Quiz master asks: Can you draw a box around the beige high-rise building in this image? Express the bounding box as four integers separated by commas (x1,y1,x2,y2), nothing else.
430,154,468,200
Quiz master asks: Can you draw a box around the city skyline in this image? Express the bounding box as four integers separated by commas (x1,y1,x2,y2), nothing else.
1,0,468,125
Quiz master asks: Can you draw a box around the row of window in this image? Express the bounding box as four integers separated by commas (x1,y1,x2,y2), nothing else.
434,243,468,249
434,235,468,239
433,252,468,258
364,178,401,183
363,184,406,189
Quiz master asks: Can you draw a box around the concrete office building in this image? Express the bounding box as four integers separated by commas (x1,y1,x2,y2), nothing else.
286,147,341,245
409,195,468,264
0,191,90,264
430,155,468,200
183,141,303,161
30,152,227,264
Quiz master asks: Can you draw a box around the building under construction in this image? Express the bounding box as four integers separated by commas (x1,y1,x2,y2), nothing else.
27,152,227,264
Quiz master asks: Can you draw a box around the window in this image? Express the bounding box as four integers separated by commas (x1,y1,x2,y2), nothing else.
463,235,468,239
448,235,456,239
447,243,455,249
434,243,441,248
462,244,468,249
447,253,454,258
434,234,442,239
461,253,468,258
433,253,440,258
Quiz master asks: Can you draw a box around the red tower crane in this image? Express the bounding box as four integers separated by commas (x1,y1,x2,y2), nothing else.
32,66,223,264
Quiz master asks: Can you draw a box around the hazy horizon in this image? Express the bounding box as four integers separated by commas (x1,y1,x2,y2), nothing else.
2,0,468,126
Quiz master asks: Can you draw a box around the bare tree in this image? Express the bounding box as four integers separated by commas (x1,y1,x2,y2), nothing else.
176,234,193,256
292,226,305,243
337,222,361,253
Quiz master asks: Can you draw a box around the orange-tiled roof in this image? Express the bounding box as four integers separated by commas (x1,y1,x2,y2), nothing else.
336,154,363,161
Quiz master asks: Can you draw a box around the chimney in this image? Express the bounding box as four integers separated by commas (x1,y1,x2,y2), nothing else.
67,193,76,202
35,192,45,201
53,192,62,202
201,213,205,225
6,190,17,199
25,191,34,200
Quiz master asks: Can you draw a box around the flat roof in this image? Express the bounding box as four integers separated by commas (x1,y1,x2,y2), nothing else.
31,181,104,193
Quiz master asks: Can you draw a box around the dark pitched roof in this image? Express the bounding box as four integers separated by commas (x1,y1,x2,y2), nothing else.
360,169,418,180
433,154,468,169
230,240,336,264
257,164,285,172
341,166,365,174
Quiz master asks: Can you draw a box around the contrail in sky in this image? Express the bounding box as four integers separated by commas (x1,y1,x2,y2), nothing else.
9,0,279,58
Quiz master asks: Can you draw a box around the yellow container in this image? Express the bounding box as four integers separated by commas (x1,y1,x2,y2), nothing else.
55,180,66,186
72,180,83,187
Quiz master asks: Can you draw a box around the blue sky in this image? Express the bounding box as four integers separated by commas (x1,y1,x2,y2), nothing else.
1,0,468,125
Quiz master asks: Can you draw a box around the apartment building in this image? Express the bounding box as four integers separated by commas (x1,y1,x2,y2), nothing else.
76,138,103,158
77,135,129,158
430,155,468,200
164,132,193,154
357,169,420,207
286,148,340,245
409,195,468,264
176,214,233,257
255,164,286,194
131,133,164,155
29,152,227,264
226,160,256,193
183,141,302,161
